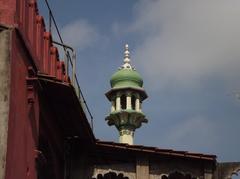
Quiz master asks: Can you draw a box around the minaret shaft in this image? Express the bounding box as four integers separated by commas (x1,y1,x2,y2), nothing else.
119,129,134,145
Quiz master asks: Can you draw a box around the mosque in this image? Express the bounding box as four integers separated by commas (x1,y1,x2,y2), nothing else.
86,45,239,179
0,0,239,179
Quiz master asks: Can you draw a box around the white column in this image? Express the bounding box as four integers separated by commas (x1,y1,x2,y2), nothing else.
116,93,121,111
119,129,134,145
136,98,140,111
136,157,149,179
126,92,131,110
204,173,212,179
111,100,115,112
204,169,213,179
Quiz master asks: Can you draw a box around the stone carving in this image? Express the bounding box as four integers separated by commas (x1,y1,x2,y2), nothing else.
92,163,136,179
217,162,240,179
93,172,129,179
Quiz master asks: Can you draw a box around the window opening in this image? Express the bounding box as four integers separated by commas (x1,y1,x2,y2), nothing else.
121,94,126,109
132,95,136,110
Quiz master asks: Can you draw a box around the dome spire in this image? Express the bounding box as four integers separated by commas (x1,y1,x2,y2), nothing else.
122,44,133,69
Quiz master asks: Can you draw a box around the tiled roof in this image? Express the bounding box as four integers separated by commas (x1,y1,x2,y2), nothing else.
96,140,217,161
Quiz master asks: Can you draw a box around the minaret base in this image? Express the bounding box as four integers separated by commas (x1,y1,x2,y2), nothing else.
119,129,134,145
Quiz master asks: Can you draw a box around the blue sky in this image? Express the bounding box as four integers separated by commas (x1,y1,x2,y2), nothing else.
39,0,240,164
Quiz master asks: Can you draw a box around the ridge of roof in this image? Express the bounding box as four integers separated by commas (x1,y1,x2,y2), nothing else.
95,140,217,161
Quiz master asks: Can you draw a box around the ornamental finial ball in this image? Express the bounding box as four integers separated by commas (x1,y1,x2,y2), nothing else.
123,44,130,66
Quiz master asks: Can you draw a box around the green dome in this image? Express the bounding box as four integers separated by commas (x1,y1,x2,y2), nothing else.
110,68,143,88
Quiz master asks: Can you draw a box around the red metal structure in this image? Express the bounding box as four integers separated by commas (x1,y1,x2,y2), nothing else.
0,1,94,179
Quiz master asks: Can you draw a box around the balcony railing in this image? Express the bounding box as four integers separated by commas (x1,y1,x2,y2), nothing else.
15,0,94,130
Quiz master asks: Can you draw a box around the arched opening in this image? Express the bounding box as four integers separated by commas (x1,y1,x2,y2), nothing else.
131,95,136,110
168,171,185,179
162,175,168,179
231,170,240,179
94,172,129,179
161,172,196,179
96,174,104,179
120,94,126,110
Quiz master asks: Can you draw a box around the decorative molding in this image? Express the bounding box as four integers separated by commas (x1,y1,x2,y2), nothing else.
92,164,136,179
119,129,134,136
219,162,240,179
26,66,38,104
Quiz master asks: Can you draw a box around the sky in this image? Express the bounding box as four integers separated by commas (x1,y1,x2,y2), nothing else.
39,0,240,166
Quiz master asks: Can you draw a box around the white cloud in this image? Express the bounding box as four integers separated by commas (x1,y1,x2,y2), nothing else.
164,116,218,150
130,0,240,89
61,19,99,50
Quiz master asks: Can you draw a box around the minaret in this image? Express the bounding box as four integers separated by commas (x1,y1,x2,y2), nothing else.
105,44,148,145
